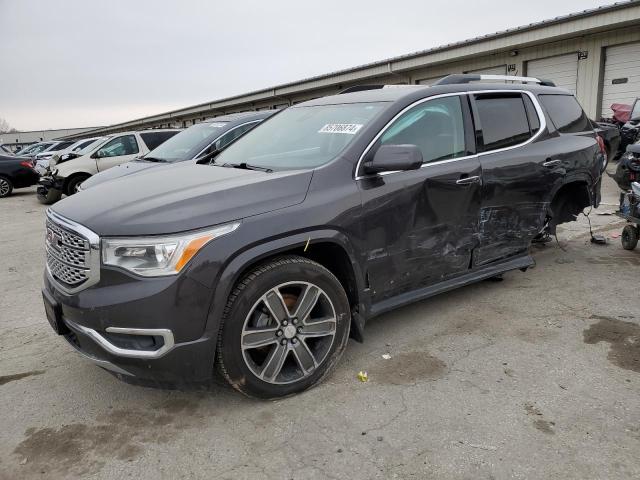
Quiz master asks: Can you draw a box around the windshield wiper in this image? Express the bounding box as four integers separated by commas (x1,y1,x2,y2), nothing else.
141,156,168,163
220,162,273,173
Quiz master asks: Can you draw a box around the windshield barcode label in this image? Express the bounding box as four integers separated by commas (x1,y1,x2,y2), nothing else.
318,123,363,135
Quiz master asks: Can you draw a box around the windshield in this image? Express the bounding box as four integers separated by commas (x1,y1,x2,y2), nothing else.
213,103,386,170
146,122,229,161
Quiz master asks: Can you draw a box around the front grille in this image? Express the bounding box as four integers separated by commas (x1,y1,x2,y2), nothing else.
45,214,98,292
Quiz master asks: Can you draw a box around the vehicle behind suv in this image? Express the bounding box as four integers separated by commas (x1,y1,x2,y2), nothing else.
37,129,180,204
42,76,604,398
34,137,104,175
80,111,275,190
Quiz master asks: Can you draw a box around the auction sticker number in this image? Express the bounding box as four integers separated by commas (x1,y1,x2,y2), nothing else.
318,124,363,134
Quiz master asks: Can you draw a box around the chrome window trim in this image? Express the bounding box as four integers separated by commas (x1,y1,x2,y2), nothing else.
193,120,261,159
45,209,101,295
66,319,175,359
354,89,546,180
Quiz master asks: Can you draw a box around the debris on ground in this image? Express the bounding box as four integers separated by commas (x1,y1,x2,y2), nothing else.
357,371,369,382
382,354,391,360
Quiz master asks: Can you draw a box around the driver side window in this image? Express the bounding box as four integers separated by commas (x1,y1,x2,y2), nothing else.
380,96,466,164
97,135,139,158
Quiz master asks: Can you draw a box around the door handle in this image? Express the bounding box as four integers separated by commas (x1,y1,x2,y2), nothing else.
456,175,481,186
543,159,562,168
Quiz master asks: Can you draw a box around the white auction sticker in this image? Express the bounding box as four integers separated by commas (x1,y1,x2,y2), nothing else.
207,122,226,128
318,123,363,135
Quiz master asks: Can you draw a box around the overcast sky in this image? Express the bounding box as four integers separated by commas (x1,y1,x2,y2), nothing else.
0,0,612,131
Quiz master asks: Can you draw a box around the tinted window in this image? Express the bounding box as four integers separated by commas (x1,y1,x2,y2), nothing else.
96,135,139,157
140,131,179,150
380,96,466,163
539,94,591,133
475,94,531,151
54,141,74,150
522,95,541,134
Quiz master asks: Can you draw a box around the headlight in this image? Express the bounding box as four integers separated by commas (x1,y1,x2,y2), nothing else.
102,221,240,277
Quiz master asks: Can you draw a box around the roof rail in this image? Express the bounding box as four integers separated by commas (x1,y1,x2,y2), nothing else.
339,84,418,94
433,74,556,87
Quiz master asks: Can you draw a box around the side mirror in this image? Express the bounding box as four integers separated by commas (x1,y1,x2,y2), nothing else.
364,144,423,174
92,150,104,159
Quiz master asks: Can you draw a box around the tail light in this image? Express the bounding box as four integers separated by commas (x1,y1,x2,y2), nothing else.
596,135,606,155
20,160,35,168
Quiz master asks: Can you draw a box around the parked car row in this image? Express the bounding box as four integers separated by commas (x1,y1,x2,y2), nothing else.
41,75,608,398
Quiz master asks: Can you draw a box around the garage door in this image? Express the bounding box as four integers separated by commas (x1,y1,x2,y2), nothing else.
465,65,507,76
416,75,446,85
601,42,640,118
527,53,579,94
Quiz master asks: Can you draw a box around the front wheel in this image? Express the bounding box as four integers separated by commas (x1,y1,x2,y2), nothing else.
66,175,90,196
216,256,351,399
37,186,62,205
621,225,639,250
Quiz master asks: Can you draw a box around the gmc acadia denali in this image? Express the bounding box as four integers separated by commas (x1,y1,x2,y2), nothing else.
42,76,605,398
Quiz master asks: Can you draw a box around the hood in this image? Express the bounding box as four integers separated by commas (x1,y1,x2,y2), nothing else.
81,159,160,190
52,162,314,236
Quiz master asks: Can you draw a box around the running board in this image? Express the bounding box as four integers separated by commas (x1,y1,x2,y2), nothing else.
369,255,534,318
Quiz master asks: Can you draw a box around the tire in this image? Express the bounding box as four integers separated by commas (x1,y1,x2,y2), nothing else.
0,176,13,198
216,255,351,399
37,187,62,205
66,175,90,196
621,225,639,251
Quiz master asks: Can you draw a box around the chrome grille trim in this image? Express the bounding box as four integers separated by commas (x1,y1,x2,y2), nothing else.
45,210,100,295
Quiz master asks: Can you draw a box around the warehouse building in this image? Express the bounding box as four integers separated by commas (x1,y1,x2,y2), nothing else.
0,126,104,152
73,1,640,137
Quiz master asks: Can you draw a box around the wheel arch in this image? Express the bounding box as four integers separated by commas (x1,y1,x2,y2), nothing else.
63,172,92,195
547,176,594,233
204,229,366,341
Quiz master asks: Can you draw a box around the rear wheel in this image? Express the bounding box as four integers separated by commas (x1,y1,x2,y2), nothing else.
0,176,12,198
621,225,639,250
216,256,350,399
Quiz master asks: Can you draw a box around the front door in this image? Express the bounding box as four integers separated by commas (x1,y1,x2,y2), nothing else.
94,134,140,172
358,94,482,302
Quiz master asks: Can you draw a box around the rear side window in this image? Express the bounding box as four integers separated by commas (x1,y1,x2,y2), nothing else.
140,131,179,150
539,94,591,133
213,121,259,151
474,94,532,151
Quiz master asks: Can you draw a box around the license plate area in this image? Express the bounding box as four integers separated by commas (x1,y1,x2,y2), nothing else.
42,289,69,335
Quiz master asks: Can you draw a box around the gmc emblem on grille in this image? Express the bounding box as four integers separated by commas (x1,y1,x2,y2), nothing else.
46,229,62,249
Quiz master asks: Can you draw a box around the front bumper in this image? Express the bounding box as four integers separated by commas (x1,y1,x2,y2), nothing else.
43,270,218,385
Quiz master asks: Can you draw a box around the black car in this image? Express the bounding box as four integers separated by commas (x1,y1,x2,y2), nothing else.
594,120,621,160
0,155,40,197
79,111,276,190
42,76,604,398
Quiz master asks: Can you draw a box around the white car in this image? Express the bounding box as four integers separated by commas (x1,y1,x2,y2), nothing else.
38,129,180,204
34,137,104,175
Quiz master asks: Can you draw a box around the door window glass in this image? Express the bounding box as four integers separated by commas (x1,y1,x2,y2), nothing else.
96,135,139,158
475,94,531,151
380,96,466,163
213,122,259,151
140,131,179,150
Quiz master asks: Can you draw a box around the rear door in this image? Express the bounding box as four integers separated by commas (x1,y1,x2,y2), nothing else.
472,91,564,265
94,134,140,171
359,94,482,301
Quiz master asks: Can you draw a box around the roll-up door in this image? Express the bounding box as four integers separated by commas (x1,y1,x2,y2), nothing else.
600,42,640,118
527,53,579,94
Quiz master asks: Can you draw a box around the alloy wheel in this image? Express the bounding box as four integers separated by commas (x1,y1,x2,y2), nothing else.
0,178,10,196
241,281,337,384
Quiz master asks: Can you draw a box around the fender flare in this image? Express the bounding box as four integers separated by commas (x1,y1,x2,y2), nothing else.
203,228,366,338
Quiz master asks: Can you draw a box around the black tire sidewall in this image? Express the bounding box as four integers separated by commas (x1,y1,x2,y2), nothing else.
66,176,89,196
622,225,639,250
37,188,62,205
217,257,350,399
0,176,13,198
